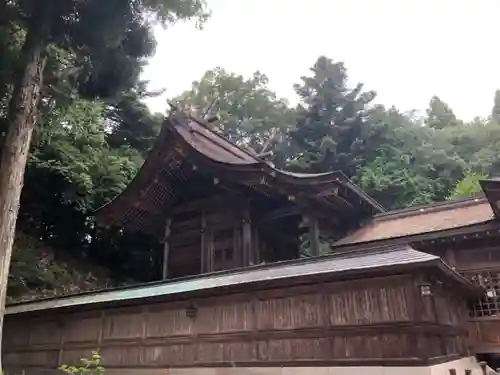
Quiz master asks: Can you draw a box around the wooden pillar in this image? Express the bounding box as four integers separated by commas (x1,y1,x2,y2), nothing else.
233,225,243,266
309,216,320,257
444,248,457,269
200,207,206,273
162,218,171,279
252,225,260,265
207,231,214,272
242,207,252,266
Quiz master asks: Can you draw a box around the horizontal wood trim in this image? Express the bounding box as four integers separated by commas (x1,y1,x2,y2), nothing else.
456,264,500,273
10,355,467,369
173,195,245,215
469,316,500,322
7,321,465,352
474,344,500,354
5,271,471,371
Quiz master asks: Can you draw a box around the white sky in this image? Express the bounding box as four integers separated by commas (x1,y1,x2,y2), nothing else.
142,0,500,121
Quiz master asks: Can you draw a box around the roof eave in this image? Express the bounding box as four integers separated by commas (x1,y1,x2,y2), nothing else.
435,259,484,296
333,219,499,250
94,113,384,229
6,255,439,315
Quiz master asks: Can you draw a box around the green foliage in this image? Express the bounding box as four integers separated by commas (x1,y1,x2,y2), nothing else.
0,0,205,291
59,351,104,375
300,237,331,257
289,56,376,175
425,96,462,129
355,105,465,207
447,171,488,200
106,89,163,155
8,234,123,302
30,98,142,211
2,0,210,113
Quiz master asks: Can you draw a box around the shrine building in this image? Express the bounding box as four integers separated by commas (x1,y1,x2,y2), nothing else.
5,111,500,375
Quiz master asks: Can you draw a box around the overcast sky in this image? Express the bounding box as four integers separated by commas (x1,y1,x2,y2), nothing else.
142,0,500,121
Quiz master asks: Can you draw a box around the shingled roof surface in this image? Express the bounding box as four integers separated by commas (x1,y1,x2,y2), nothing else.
174,116,371,185
7,246,451,315
177,117,259,165
335,197,494,246
94,114,385,234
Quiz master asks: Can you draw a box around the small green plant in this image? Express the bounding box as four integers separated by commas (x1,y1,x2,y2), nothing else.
58,351,104,375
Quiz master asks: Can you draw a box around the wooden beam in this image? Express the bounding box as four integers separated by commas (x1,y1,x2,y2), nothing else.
443,248,457,269
200,207,206,273
318,194,353,210
257,206,299,224
162,218,172,279
207,229,214,272
173,194,243,215
316,186,339,197
294,194,343,223
233,225,243,266
251,225,260,265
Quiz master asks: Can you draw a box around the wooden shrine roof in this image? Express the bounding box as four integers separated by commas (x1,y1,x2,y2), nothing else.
334,197,494,246
95,113,385,236
6,245,477,315
480,178,500,218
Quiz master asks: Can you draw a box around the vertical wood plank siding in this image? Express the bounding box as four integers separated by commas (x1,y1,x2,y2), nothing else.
4,272,470,371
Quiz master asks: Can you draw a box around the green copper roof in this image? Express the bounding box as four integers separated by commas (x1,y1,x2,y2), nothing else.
7,246,441,315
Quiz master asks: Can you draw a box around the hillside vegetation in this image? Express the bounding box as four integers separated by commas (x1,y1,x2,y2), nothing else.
8,233,126,302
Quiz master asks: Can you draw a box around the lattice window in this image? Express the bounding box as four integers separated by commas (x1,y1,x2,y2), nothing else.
465,270,500,317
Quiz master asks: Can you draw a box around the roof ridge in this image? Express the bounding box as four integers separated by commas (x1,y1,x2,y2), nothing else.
187,115,264,163
372,196,488,222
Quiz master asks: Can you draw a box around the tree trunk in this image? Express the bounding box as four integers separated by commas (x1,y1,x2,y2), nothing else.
0,18,47,368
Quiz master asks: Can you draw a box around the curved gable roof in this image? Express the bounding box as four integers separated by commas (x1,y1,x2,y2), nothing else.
95,113,384,235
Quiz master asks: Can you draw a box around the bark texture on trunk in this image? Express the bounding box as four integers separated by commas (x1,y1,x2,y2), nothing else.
0,19,46,368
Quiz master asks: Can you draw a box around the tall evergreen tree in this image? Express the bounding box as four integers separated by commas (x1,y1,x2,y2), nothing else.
425,95,461,129
0,0,208,366
288,56,376,176
492,90,500,124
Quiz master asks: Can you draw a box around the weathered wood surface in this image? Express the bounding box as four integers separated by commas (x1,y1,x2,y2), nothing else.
4,272,469,371
419,242,500,354
168,195,248,277
167,193,300,278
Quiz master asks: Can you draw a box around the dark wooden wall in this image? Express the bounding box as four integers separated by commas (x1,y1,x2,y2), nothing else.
4,272,469,372
168,195,245,277
167,193,300,278
168,194,254,278
419,239,500,354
